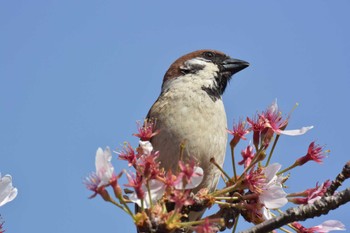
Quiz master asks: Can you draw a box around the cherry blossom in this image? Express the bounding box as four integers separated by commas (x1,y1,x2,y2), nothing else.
228,119,250,147
128,179,165,208
117,142,138,167
247,163,287,209
297,142,327,165
290,180,332,205
175,161,204,190
249,100,313,139
84,172,102,198
246,114,265,149
239,144,255,168
309,220,345,233
133,119,159,141
95,147,115,187
125,172,145,200
137,151,161,179
259,163,287,209
292,220,345,233
169,190,194,210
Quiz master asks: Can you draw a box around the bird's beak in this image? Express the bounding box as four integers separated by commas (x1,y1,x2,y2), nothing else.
222,58,249,75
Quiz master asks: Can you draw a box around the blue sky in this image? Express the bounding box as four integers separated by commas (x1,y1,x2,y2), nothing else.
1,1,349,232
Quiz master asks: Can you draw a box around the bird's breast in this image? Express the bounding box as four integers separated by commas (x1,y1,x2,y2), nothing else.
148,88,228,191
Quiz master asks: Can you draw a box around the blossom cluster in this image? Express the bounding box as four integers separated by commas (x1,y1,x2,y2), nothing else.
84,120,221,232
84,100,345,233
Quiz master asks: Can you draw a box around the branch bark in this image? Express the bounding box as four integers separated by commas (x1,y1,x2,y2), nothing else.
240,188,350,233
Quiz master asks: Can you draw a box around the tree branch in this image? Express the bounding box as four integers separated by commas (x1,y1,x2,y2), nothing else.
325,161,350,196
240,187,350,233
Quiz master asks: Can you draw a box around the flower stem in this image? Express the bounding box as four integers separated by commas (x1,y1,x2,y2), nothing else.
141,198,144,212
280,227,293,233
214,196,240,201
146,180,153,209
215,201,238,207
232,215,240,233
118,196,135,218
231,144,238,181
108,199,136,221
265,134,280,166
277,162,298,175
212,147,265,197
210,158,231,181
179,218,224,227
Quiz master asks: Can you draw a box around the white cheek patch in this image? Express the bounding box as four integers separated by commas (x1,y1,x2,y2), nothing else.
183,57,209,68
162,58,220,92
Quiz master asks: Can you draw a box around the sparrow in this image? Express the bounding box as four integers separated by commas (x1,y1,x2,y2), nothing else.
144,49,248,230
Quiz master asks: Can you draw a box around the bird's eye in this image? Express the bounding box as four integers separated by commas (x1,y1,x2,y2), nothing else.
204,52,214,58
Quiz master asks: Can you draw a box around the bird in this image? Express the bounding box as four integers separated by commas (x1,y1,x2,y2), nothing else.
144,49,249,231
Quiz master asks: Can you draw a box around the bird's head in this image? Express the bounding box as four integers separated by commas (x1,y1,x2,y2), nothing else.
162,50,249,100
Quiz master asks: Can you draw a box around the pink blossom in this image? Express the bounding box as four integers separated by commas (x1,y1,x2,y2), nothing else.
251,100,313,137
306,180,332,203
228,119,250,147
247,114,265,149
247,163,287,209
175,161,204,190
133,119,159,141
84,172,101,198
290,180,331,204
128,178,165,208
246,167,266,194
164,170,177,189
169,190,194,210
239,144,255,168
228,119,249,140
125,172,144,200
260,99,288,134
297,142,327,166
83,172,113,201
292,220,345,233
137,150,161,179
192,218,220,233
0,174,18,207
117,142,138,167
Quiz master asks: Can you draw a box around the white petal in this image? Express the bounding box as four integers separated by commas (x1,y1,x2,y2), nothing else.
188,166,204,189
314,220,346,232
0,174,18,206
175,166,204,190
139,141,153,155
260,183,287,209
262,207,273,220
95,147,114,187
148,179,166,202
129,192,143,208
129,179,165,208
280,126,314,136
264,163,281,182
